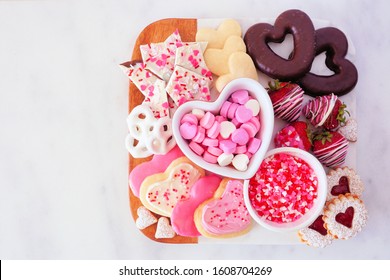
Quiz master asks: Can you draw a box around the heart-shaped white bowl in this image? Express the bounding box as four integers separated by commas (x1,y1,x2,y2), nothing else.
172,78,274,179
243,147,327,232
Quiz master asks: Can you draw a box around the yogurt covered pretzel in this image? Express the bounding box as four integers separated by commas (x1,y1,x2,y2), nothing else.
126,104,176,158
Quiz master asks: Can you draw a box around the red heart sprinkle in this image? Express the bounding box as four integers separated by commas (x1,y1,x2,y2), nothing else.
335,206,354,228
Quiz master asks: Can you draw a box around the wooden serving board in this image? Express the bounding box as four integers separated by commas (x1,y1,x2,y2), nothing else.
128,18,198,243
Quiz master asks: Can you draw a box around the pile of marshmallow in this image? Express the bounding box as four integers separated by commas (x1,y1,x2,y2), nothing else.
179,89,262,171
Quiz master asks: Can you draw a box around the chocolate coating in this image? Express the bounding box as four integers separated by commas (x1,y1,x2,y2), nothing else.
298,27,358,97
244,9,316,80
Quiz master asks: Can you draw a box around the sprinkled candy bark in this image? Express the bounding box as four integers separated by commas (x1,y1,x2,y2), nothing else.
142,79,170,118
123,62,159,97
198,179,251,236
175,43,213,80
248,153,318,223
140,157,204,217
166,65,211,106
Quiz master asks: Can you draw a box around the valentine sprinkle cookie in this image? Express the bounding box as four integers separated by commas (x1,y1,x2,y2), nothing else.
323,194,368,239
267,80,304,122
155,217,176,239
326,167,364,200
298,212,334,248
165,65,211,106
196,19,242,49
302,93,349,130
194,178,252,238
244,9,316,80
248,153,318,223
139,157,205,217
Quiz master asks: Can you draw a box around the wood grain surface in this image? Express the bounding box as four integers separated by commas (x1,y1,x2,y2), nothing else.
128,18,198,243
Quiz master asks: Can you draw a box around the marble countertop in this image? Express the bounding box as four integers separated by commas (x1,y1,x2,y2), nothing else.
1,0,389,259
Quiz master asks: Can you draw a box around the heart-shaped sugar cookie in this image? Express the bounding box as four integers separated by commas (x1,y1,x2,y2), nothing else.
204,35,247,76
136,206,157,229
139,157,205,217
196,19,242,49
155,217,176,239
194,178,252,238
297,27,358,97
215,52,258,92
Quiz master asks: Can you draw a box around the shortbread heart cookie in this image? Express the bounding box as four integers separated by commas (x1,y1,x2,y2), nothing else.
139,157,205,217
204,35,247,76
326,167,364,201
215,52,258,92
155,217,176,239
196,19,242,49
298,27,358,97
298,212,334,248
171,175,222,237
194,178,252,238
244,9,316,80
323,194,368,239
338,118,358,142
135,206,157,230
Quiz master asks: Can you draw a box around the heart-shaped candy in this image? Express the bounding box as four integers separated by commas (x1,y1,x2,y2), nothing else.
139,157,205,217
172,78,274,179
194,179,251,238
331,176,350,196
244,9,316,80
136,206,157,229
171,175,222,237
155,217,176,239
297,27,358,97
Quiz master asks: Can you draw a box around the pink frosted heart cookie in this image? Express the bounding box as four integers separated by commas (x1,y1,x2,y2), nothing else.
171,175,222,237
194,178,252,238
129,146,184,197
139,157,205,217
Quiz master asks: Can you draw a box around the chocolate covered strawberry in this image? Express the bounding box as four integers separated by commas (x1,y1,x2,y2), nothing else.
274,121,312,151
302,93,349,130
313,131,349,167
267,80,304,122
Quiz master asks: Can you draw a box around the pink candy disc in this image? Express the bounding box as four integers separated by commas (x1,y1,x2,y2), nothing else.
181,113,198,125
231,128,249,145
220,101,232,118
189,141,204,156
247,137,262,154
207,146,223,157
200,111,215,129
202,137,219,147
180,122,198,139
193,127,205,143
231,90,250,104
227,103,239,120
215,115,227,123
219,139,237,154
249,116,261,131
240,122,258,138
231,118,240,127
207,121,221,139
235,105,253,123
236,145,247,154
203,151,218,163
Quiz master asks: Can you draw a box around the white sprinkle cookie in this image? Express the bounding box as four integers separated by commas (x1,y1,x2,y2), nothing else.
135,206,157,230
323,194,368,239
338,118,358,142
327,167,364,200
155,217,176,239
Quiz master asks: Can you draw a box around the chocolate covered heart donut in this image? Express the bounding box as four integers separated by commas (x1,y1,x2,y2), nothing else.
244,9,316,80
298,27,358,96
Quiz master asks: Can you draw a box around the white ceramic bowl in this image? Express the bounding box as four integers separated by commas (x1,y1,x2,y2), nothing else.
172,78,274,179
243,147,327,232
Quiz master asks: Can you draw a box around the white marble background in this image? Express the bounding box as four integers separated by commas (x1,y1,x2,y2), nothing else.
0,0,389,259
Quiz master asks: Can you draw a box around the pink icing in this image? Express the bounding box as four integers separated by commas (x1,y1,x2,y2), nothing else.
128,146,183,197
171,175,221,237
201,180,251,235
302,93,338,127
